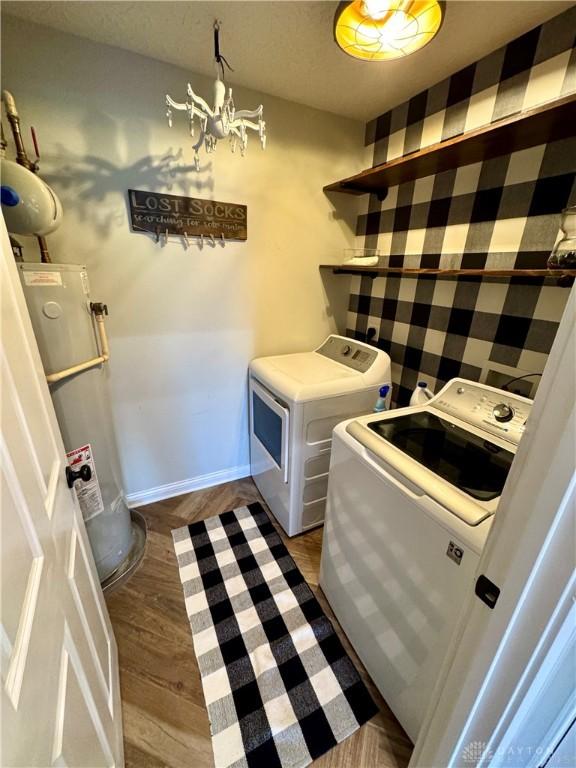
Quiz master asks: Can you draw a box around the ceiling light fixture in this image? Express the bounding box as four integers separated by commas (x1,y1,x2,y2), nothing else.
334,0,444,61
165,21,266,171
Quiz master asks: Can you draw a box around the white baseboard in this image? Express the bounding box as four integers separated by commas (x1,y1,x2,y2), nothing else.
125,464,251,508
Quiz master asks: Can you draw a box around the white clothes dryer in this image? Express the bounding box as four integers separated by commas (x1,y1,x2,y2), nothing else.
249,335,391,536
320,378,533,741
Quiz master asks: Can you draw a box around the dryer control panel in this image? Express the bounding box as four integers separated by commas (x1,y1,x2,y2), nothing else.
316,335,378,373
433,379,533,445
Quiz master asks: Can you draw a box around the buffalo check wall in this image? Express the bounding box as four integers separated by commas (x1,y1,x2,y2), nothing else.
347,8,576,405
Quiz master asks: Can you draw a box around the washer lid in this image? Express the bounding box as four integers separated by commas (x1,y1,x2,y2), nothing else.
346,416,503,526
250,352,364,402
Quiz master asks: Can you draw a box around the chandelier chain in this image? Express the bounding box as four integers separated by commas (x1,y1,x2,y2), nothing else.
213,20,234,80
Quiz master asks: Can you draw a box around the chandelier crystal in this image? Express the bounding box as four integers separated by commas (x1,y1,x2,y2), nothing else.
165,21,266,170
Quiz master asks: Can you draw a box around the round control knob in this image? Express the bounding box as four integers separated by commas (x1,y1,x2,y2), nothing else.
342,345,352,356
493,403,514,422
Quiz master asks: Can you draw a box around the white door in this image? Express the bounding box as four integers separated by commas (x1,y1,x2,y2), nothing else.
0,217,123,767
411,286,575,767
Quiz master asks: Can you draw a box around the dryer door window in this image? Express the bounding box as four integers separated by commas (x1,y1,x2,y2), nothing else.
253,392,282,466
250,379,289,482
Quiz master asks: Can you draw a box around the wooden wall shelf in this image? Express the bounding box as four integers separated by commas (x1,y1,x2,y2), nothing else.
320,265,576,283
324,94,576,197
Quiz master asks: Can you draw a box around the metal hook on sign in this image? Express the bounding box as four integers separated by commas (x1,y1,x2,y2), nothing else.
199,233,204,249
209,233,215,247
183,231,190,248
155,226,160,243
164,228,169,246
220,233,225,246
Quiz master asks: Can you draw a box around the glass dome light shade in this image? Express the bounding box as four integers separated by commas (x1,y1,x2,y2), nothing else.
334,0,444,61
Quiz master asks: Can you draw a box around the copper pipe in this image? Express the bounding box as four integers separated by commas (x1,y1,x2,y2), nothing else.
37,236,51,263
1,90,35,170
1,90,51,262
38,241,51,263
0,121,7,155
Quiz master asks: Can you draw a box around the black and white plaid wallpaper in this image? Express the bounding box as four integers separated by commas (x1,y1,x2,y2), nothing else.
347,7,576,406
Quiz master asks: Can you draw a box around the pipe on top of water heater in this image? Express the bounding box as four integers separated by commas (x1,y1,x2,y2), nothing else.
2,90,34,170
1,89,52,262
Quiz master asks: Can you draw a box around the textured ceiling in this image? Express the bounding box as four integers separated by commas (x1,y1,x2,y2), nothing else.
2,1,573,121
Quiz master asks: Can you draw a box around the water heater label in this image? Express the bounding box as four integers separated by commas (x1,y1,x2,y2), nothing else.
23,271,63,287
66,443,104,521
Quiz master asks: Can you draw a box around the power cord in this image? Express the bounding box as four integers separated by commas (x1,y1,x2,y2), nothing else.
501,373,542,392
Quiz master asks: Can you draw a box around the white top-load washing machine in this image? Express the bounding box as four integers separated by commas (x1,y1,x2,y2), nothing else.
320,378,532,742
249,335,391,536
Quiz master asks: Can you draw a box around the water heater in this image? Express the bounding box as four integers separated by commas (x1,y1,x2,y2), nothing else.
18,262,142,586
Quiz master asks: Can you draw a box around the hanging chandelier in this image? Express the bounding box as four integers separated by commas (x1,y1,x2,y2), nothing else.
334,0,444,61
165,21,266,171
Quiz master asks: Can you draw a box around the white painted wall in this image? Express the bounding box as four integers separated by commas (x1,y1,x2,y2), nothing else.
1,16,364,500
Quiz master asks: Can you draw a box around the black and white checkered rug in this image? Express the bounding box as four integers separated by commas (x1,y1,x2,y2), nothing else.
172,502,378,768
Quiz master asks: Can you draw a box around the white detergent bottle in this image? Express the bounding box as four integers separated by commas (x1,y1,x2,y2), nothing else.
410,381,434,406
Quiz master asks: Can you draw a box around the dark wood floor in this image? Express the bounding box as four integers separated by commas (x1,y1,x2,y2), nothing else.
106,478,413,768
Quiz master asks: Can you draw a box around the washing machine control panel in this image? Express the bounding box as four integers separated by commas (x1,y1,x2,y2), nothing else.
317,336,378,373
433,380,533,445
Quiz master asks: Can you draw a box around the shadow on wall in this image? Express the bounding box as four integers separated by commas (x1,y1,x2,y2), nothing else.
40,110,213,238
